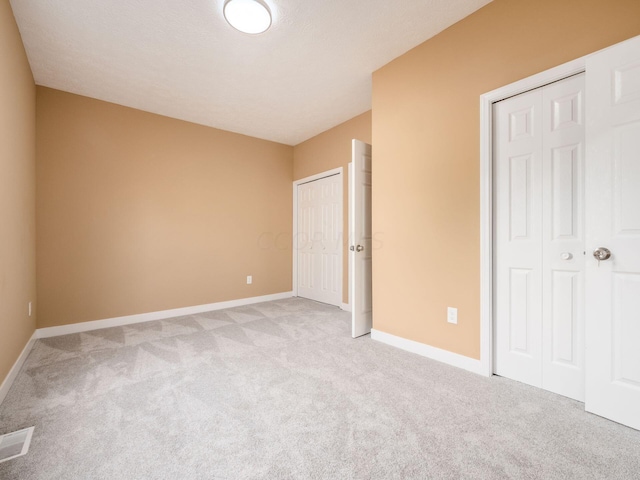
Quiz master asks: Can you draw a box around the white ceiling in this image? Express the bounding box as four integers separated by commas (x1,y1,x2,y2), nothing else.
10,0,492,145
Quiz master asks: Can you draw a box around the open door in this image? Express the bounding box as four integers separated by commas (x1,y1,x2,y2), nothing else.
585,35,640,430
350,140,372,338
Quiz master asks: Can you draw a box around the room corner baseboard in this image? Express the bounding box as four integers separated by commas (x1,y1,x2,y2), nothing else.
0,330,38,406
370,329,486,376
341,303,351,312
36,291,294,339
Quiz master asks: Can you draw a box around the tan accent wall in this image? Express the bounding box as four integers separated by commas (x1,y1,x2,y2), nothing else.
293,111,371,305
37,87,293,328
372,0,640,359
0,0,36,384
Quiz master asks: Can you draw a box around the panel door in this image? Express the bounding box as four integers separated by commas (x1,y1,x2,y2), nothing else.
350,140,373,338
494,74,586,401
585,35,640,430
297,174,342,307
494,88,544,388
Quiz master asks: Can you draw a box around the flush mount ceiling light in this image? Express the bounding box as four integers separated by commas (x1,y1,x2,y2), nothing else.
224,0,272,35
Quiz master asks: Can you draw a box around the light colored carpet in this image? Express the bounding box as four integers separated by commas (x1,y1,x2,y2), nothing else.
1,297,639,479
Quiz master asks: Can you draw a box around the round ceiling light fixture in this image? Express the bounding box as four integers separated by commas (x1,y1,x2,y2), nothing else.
224,0,272,35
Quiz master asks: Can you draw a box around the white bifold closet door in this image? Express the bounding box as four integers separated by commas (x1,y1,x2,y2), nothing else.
494,74,586,402
297,174,342,307
584,35,640,431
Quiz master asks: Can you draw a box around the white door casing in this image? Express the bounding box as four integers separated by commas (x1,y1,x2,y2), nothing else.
585,35,640,430
350,140,373,338
494,74,586,401
296,173,342,307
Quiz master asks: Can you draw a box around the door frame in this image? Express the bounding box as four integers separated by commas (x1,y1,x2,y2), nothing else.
292,167,344,306
478,57,587,377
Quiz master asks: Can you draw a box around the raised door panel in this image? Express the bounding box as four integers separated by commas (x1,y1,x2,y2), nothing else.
614,61,640,104
614,122,640,236
508,268,533,355
551,270,580,367
612,273,640,388
509,154,532,241
510,106,535,141
551,145,580,240
299,252,313,290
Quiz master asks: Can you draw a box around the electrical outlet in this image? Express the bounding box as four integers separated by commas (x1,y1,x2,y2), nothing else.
246,275,252,285
28,302,32,317
447,307,458,324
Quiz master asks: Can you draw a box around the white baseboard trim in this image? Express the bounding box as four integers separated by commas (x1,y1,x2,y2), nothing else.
0,330,38,406
37,292,294,339
341,303,351,312
371,329,487,376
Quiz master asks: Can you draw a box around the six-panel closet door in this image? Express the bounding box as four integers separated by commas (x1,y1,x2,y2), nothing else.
494,74,586,401
297,174,342,307
584,35,640,430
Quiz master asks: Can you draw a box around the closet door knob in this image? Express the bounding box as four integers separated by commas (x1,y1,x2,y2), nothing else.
593,247,612,262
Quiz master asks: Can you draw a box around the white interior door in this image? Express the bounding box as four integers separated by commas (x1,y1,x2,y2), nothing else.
494,74,586,401
297,174,342,307
350,140,372,338
585,35,640,430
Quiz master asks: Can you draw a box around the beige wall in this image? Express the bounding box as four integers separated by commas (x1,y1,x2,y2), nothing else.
293,111,371,304
0,0,36,384
37,87,293,328
372,0,640,359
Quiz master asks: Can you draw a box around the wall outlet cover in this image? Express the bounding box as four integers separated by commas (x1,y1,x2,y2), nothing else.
447,307,458,324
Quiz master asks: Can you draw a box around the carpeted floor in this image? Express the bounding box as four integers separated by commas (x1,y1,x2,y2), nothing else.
1,297,639,479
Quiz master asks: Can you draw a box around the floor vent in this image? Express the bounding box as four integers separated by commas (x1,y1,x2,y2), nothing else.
0,427,34,464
